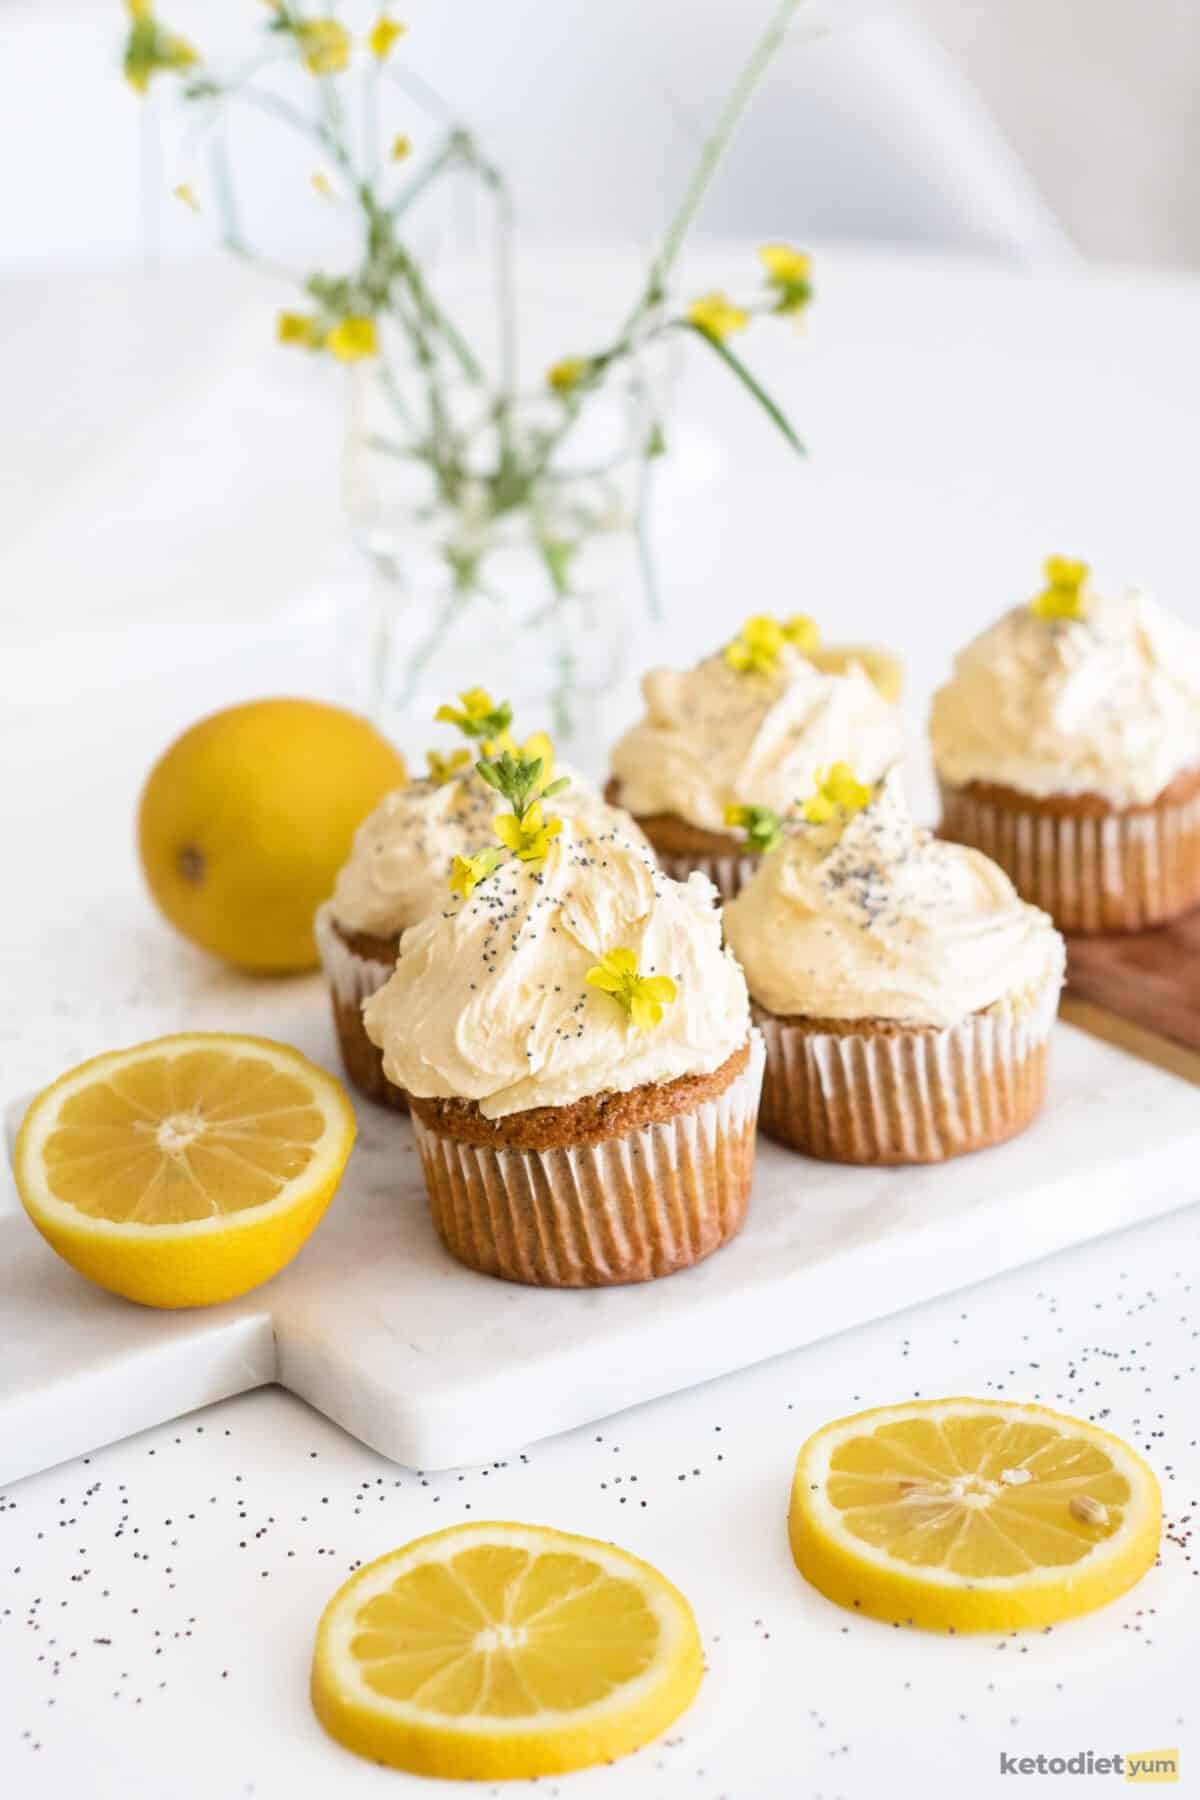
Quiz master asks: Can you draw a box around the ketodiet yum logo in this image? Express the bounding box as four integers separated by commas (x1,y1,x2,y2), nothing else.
999,1749,1179,1782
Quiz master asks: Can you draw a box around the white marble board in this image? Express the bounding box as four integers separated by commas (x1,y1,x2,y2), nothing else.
3,1019,1198,1488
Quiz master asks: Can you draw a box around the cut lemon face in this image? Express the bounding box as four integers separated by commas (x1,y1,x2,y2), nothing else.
311,1521,703,1780
14,1033,355,1308
789,1398,1161,1633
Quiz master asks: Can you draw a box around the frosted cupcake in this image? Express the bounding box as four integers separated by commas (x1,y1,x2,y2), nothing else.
363,750,763,1286
315,691,647,1109
723,766,1064,1164
931,560,1200,932
608,614,904,900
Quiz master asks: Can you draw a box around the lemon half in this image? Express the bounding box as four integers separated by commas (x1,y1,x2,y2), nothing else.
15,1033,356,1308
789,1397,1161,1632
311,1521,704,1779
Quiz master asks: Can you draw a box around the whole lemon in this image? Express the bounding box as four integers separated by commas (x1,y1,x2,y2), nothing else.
138,698,407,972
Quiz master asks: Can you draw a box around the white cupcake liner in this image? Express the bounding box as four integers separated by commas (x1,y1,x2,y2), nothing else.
753,978,1058,1164
313,901,396,1005
410,1032,766,1287
656,848,759,904
938,778,1200,933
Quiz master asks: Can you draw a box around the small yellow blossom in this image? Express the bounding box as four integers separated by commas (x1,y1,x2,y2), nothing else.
781,613,819,653
123,3,198,94
426,747,472,786
546,356,588,394
172,182,200,212
489,729,555,781
802,763,873,825
759,243,813,316
277,311,324,350
436,688,512,742
391,133,412,162
494,802,562,864
725,614,785,676
326,316,379,361
585,948,678,1033
311,170,336,199
724,803,784,855
449,847,501,900
368,14,406,60
687,291,750,342
1030,555,1091,621
297,17,351,76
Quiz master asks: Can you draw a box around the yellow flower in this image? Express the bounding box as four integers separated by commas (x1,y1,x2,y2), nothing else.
426,747,472,786
368,14,406,60
435,688,512,742
391,133,412,162
759,243,813,316
487,729,556,781
781,613,819,653
326,316,379,361
546,356,587,394
297,18,351,76
585,948,678,1033
802,763,874,825
724,803,783,855
123,4,198,93
310,170,336,199
725,614,785,676
687,291,750,342
494,802,562,864
448,847,501,900
276,311,322,350
1030,555,1091,621
172,182,200,212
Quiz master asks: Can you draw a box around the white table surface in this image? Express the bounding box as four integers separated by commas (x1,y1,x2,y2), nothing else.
2,243,1199,1797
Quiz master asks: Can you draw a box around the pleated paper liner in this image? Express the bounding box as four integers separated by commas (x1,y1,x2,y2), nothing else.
938,773,1200,934
655,848,759,904
409,1033,766,1287
313,902,408,1112
751,979,1059,1165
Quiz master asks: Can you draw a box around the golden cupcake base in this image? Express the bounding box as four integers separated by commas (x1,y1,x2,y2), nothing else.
408,1035,765,1286
314,903,408,1112
752,991,1056,1165
938,771,1200,934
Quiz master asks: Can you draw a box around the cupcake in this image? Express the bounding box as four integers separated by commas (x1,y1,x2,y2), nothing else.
362,756,762,1287
608,614,905,900
315,693,648,1109
723,766,1064,1164
931,560,1200,932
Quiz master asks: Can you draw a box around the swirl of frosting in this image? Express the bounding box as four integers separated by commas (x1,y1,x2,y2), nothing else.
610,647,905,832
330,768,647,936
723,770,1064,1026
362,816,749,1117
930,589,1200,806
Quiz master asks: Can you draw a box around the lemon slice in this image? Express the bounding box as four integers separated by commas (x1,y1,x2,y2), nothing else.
311,1521,703,1779
807,643,904,704
789,1398,1161,1632
15,1033,355,1308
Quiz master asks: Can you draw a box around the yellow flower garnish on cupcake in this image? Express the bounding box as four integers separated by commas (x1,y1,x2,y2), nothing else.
425,747,472,786
725,614,785,675
1030,555,1091,621
435,689,513,743
687,291,749,343
802,763,873,825
781,613,819,653
494,802,562,864
449,847,502,900
724,803,784,854
586,949,678,1032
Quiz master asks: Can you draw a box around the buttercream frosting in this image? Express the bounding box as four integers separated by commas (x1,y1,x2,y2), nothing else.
362,816,749,1117
930,589,1200,807
723,770,1064,1026
330,767,647,937
610,646,905,832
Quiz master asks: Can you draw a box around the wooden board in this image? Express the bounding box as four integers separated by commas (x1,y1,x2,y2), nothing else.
1066,907,1200,1058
